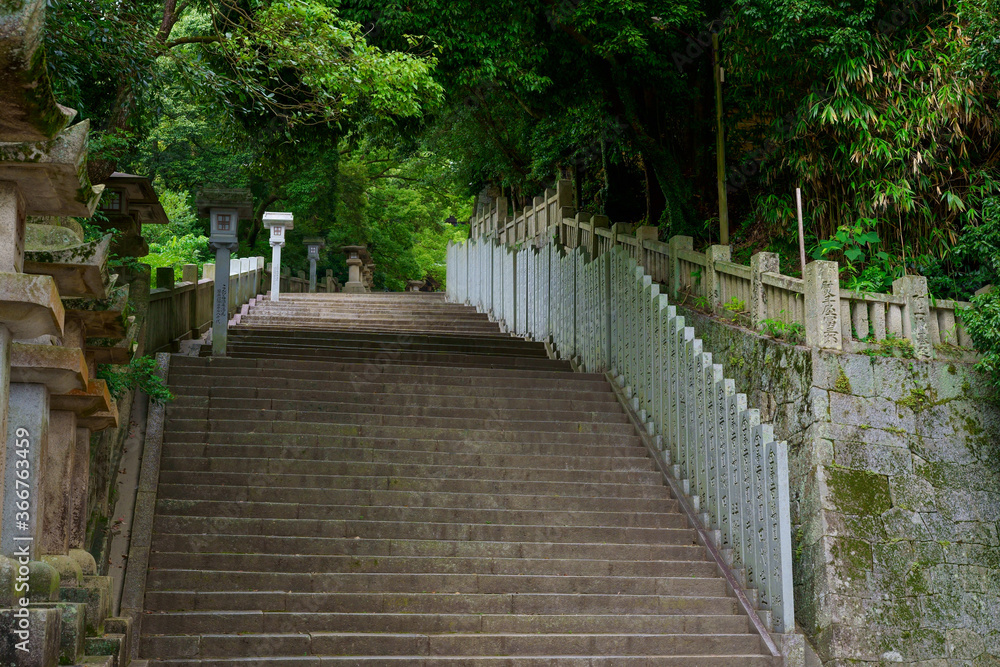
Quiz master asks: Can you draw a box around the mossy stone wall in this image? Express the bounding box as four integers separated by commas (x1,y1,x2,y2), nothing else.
678,306,1000,665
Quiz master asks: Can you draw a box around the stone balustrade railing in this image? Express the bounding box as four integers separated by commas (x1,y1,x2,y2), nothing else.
470,182,976,358
267,266,340,294
147,257,265,353
447,236,796,638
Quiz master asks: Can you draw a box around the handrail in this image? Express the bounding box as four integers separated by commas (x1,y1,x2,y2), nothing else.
466,179,977,358
447,237,797,636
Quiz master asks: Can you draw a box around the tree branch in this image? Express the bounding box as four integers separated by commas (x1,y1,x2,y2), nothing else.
164,35,223,49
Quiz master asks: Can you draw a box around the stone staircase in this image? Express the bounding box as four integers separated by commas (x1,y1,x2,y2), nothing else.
138,292,779,665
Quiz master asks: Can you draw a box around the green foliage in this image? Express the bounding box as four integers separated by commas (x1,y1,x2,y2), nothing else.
759,315,805,344
723,297,747,314
964,291,1000,386
97,357,173,404
861,334,917,359
142,235,210,287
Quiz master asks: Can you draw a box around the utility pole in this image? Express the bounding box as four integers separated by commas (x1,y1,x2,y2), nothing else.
713,32,729,245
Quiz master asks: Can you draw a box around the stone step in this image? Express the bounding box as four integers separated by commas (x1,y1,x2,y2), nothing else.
166,399,627,424
169,358,589,383
147,552,715,577
162,407,635,432
154,485,677,514
157,457,660,485
153,499,683,528
140,611,749,636
154,471,670,498
224,345,568,370
144,656,777,666
142,590,739,615
162,422,638,446
146,534,707,562
159,444,654,473
167,384,617,405
139,632,765,659
227,336,551,359
158,434,644,458
168,373,609,394
235,320,507,334
150,516,696,545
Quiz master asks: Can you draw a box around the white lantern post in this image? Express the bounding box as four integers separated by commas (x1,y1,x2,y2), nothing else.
264,212,294,302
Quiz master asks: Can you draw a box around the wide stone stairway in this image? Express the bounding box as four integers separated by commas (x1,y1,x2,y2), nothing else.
138,292,778,665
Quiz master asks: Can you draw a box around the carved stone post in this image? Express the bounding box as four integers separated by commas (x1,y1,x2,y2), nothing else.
804,260,843,350
590,215,609,258
635,226,658,275
893,275,933,358
704,245,731,312
750,251,780,330
668,236,694,299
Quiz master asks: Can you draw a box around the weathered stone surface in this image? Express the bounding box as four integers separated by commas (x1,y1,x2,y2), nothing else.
23,233,111,299
9,342,86,394
0,271,63,338
667,308,1000,665
59,575,110,635
0,0,76,140
0,605,62,666
2,383,49,558
0,121,104,216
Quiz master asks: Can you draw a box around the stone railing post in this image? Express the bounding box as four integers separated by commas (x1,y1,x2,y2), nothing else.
804,260,843,350
182,264,198,338
750,251,780,329
704,245,731,312
668,235,694,299
590,214,609,257
573,211,591,251
893,275,933,358
556,180,575,246
635,225,658,274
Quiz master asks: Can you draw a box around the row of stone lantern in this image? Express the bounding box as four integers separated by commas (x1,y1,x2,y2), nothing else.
0,0,138,659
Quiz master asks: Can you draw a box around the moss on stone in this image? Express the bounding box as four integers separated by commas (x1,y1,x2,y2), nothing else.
826,467,892,515
834,367,852,394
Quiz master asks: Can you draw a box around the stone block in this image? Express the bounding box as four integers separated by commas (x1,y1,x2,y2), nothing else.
824,466,892,515
28,601,85,664
834,440,913,477
0,605,62,666
889,474,938,512
83,633,125,667
59,576,110,635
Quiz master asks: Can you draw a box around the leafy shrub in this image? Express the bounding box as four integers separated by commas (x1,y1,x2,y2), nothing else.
97,357,173,404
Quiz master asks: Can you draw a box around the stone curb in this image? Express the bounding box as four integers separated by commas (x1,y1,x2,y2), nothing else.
119,352,170,661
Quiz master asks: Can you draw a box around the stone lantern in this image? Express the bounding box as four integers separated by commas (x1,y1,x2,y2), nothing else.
341,245,369,294
304,237,325,293
196,188,252,356
263,212,294,302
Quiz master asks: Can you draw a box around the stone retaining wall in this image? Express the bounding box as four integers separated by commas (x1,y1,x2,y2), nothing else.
679,305,1000,665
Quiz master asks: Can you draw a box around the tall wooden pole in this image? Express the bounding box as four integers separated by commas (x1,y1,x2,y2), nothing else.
713,32,729,245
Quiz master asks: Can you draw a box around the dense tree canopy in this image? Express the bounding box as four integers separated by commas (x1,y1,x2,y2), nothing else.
41,0,1000,370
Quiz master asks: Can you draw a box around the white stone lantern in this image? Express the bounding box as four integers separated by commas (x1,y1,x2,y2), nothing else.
263,211,294,301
